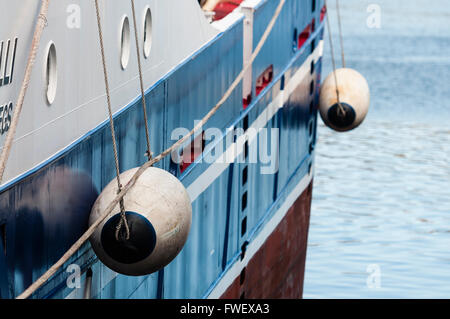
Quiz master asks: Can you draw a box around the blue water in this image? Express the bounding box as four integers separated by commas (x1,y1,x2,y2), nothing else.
304,0,450,298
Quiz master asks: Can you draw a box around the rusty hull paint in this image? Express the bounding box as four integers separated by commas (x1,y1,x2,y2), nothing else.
221,181,313,299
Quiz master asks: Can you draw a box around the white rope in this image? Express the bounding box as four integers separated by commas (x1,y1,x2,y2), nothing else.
324,0,345,115
94,0,130,242
0,0,50,184
16,0,286,299
335,0,346,68
130,0,152,161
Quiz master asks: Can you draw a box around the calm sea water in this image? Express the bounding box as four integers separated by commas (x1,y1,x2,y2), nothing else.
304,0,450,298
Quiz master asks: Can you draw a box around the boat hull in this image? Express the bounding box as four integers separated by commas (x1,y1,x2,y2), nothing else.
0,0,325,299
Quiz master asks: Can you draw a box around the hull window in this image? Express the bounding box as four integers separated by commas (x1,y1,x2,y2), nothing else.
120,16,131,69
45,42,57,105
143,8,152,58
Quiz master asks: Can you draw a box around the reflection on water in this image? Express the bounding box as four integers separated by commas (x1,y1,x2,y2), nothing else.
304,0,450,298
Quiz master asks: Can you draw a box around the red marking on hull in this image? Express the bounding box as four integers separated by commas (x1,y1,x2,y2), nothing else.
221,181,313,299
298,19,315,49
320,5,327,23
243,94,252,109
255,65,274,96
180,131,205,173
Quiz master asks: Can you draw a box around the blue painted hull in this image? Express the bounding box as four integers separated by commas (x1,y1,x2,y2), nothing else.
0,0,325,299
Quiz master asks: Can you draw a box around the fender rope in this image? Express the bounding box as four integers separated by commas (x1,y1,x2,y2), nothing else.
335,0,346,68
94,0,130,242
130,0,152,161
324,0,346,116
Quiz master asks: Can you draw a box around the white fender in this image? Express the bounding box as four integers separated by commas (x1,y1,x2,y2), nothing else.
89,167,192,276
319,68,370,132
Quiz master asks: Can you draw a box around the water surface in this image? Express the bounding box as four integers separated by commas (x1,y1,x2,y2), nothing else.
304,0,450,298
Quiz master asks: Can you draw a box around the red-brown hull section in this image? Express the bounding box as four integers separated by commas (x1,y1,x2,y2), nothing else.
221,181,313,299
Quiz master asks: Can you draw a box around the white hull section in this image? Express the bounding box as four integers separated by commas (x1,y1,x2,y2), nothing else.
0,0,220,185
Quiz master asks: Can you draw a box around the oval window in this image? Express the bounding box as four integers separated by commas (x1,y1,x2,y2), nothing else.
120,16,131,69
45,42,57,105
143,8,152,58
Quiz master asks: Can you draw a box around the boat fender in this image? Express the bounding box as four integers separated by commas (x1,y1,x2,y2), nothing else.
89,167,192,276
319,68,370,132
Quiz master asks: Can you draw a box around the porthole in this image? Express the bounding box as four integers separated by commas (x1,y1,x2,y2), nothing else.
143,7,152,58
242,166,248,186
45,42,57,105
120,16,131,69
241,217,247,237
240,267,246,285
243,115,249,131
311,39,316,54
310,80,315,95
292,28,298,52
241,191,248,211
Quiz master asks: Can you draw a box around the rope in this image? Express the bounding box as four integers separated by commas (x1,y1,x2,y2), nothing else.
324,0,345,116
335,0,345,68
114,200,130,241
16,0,286,299
130,0,152,161
0,0,50,184
94,0,130,241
